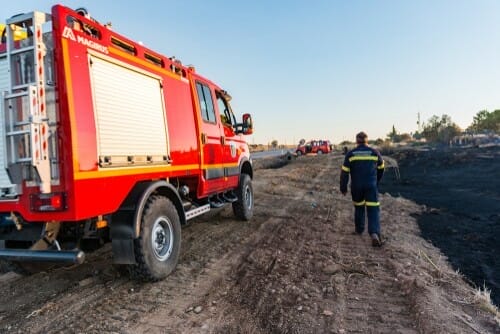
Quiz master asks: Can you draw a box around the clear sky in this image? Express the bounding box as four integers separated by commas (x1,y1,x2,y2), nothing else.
3,1,500,144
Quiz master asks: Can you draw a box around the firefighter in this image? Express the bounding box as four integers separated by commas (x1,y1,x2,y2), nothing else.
339,132,385,247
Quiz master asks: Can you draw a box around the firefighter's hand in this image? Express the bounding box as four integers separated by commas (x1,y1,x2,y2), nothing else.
341,190,347,196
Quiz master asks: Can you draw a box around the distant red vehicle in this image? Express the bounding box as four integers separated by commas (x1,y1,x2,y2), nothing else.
296,140,332,156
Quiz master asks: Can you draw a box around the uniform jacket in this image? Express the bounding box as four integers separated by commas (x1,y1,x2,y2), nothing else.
340,144,384,193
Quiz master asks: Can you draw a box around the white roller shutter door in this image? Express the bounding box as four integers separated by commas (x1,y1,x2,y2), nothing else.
90,55,169,165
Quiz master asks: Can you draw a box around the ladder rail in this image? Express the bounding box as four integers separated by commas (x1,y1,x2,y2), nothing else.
3,11,53,194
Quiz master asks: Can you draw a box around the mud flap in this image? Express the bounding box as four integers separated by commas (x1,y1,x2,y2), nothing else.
111,239,135,264
110,213,136,264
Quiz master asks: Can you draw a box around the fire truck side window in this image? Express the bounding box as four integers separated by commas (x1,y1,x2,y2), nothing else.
217,94,233,126
196,82,216,123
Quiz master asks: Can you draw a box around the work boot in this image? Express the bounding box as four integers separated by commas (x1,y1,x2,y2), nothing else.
371,233,382,247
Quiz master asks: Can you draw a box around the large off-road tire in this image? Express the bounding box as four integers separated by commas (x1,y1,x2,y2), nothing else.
131,195,181,281
232,173,254,221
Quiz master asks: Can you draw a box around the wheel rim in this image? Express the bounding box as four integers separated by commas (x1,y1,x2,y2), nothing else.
244,184,253,210
151,216,174,261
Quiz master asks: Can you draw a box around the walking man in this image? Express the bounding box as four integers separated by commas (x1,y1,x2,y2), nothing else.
339,132,385,247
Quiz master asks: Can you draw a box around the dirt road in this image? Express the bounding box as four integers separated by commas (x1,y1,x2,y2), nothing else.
0,154,498,333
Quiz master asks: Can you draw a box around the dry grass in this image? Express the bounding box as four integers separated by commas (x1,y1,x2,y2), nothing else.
473,284,500,325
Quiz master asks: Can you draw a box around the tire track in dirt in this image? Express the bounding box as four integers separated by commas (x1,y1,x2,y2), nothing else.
332,206,419,334
0,208,264,333
183,156,346,333
2,154,498,333
200,155,423,333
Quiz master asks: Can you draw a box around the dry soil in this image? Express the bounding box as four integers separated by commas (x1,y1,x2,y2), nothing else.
0,153,498,333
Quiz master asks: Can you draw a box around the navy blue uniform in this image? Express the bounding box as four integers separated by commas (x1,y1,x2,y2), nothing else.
340,144,384,235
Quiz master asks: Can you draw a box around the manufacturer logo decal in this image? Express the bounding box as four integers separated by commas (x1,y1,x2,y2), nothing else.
62,26,109,54
62,26,76,41
230,142,237,158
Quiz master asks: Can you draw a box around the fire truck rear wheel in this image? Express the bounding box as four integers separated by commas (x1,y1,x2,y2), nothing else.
232,173,254,221
132,195,181,281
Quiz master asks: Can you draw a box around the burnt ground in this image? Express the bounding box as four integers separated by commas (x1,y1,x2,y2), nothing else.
379,145,500,306
0,153,498,333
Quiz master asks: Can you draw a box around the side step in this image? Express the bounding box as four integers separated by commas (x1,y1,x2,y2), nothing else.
185,204,210,221
0,249,85,264
223,192,238,203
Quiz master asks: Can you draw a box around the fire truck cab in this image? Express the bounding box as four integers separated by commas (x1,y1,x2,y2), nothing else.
0,5,254,280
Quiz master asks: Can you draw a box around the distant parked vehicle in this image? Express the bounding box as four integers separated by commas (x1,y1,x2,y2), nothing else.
296,140,332,156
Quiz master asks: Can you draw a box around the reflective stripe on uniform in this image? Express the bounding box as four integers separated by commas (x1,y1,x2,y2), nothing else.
342,165,350,172
349,156,378,162
377,162,385,169
366,201,380,206
353,200,366,206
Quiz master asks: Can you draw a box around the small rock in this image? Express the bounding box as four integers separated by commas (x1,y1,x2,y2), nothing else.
78,277,94,287
150,287,162,295
185,306,194,313
297,306,303,311
194,306,203,314
322,310,334,316
323,264,341,275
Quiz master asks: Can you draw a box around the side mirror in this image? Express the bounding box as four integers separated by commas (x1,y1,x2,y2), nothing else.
242,113,253,135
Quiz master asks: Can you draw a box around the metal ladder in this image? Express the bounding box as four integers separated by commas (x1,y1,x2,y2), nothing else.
2,12,51,194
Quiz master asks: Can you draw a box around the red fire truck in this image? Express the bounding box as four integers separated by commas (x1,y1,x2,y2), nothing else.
0,6,254,280
296,140,332,156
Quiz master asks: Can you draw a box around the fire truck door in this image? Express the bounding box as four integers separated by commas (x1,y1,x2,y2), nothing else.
195,81,224,194
216,92,240,187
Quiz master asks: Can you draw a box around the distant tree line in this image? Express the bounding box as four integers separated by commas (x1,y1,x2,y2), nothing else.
467,109,500,133
386,109,499,144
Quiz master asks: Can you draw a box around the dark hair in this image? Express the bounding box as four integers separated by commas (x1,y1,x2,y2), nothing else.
356,131,368,144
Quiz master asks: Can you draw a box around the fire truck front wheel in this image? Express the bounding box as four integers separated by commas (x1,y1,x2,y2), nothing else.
232,173,254,221
132,195,181,281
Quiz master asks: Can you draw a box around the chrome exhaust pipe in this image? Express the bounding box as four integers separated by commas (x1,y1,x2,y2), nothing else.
0,249,85,264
